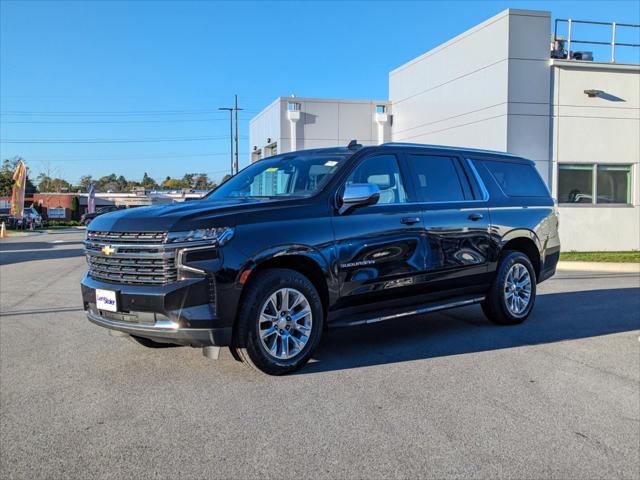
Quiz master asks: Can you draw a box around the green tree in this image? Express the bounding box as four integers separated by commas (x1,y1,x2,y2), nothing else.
95,174,119,192
71,196,80,221
161,177,188,189
37,173,70,192
125,180,142,192
141,172,158,190
78,175,93,191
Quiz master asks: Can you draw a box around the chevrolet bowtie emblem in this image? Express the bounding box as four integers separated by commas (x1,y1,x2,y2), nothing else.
101,245,115,256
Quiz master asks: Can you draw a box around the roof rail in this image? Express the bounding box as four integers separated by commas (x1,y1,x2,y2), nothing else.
380,142,519,157
347,139,363,150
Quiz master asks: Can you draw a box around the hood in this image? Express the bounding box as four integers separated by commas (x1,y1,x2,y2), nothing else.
88,197,285,233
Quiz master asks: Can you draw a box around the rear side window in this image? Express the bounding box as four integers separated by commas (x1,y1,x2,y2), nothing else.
409,154,465,202
484,160,549,197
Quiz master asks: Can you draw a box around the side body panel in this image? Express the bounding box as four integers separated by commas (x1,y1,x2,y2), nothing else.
470,157,560,279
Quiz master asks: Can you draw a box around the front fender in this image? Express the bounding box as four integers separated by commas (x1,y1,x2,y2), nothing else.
237,244,337,300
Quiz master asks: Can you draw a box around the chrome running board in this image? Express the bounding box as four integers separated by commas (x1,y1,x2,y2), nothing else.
331,296,485,328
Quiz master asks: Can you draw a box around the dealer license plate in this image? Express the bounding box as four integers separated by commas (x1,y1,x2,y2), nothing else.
96,289,118,312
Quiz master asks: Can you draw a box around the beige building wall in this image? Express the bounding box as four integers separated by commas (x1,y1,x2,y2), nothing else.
249,97,391,161
551,60,640,251
389,9,552,181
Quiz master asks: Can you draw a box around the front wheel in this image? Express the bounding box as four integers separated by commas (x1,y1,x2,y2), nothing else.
234,269,324,375
482,251,536,325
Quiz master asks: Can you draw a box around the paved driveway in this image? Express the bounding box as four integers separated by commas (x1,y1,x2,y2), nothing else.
1,232,639,479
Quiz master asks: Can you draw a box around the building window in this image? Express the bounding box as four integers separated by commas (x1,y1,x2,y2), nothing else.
597,165,632,204
558,164,593,203
558,164,632,205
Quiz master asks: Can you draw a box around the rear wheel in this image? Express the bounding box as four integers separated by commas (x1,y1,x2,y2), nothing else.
482,251,536,325
234,269,323,375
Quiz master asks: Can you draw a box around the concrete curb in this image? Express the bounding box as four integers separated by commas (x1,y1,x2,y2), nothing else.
557,261,640,273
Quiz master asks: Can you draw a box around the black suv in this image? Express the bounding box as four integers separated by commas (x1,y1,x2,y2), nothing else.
81,142,560,375
81,205,125,226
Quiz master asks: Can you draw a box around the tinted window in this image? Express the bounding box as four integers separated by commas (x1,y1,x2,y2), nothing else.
346,155,407,204
484,160,549,197
409,155,465,202
208,153,350,199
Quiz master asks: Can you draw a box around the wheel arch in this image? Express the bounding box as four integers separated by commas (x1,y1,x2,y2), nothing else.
500,230,542,280
236,247,334,319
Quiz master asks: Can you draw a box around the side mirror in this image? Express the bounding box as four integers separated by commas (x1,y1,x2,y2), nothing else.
338,183,380,215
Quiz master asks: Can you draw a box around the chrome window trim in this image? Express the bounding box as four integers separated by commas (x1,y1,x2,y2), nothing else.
341,157,491,208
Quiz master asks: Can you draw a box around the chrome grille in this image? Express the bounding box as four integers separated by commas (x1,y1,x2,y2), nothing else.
85,230,176,285
87,230,167,244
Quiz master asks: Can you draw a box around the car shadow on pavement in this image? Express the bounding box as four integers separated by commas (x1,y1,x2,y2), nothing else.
0,241,84,251
0,247,85,266
299,287,640,375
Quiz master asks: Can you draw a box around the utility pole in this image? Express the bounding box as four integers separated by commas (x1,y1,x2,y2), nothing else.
218,106,234,176
233,94,243,175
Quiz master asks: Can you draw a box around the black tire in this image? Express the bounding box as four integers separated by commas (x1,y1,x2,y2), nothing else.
234,268,324,375
482,251,537,325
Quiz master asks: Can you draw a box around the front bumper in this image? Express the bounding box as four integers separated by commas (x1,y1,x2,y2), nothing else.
80,273,232,347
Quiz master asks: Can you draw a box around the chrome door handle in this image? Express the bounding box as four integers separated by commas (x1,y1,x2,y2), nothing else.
400,217,421,225
468,213,484,221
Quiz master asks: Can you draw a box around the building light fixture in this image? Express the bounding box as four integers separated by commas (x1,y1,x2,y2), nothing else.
584,89,603,97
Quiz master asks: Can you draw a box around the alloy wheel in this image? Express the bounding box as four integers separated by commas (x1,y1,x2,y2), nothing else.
503,263,532,316
258,288,313,360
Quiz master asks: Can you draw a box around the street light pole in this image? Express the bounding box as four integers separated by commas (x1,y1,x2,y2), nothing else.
233,95,243,175
218,106,234,176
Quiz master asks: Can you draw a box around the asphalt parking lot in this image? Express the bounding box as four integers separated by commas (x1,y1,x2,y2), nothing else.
1,231,639,479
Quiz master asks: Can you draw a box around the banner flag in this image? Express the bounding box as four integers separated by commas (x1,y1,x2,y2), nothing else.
87,183,96,214
10,160,27,219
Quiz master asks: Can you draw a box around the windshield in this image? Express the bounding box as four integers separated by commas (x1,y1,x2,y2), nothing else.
207,152,351,200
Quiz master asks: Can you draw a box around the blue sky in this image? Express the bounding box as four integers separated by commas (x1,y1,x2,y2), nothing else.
1,0,638,185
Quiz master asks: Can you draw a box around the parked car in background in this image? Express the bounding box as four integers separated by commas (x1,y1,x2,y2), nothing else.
1,205,42,229
81,142,560,375
0,208,17,228
20,205,43,228
81,205,125,225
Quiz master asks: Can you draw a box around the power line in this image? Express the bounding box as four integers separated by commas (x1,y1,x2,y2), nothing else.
0,118,250,125
0,109,259,116
22,152,249,162
1,135,248,144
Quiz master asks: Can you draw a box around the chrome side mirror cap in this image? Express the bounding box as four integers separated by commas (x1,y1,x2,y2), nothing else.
338,183,380,215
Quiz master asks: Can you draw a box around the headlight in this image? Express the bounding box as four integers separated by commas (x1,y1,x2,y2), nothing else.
165,227,234,246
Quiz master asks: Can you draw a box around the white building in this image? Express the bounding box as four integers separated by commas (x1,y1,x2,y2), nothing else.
249,97,391,162
249,9,640,252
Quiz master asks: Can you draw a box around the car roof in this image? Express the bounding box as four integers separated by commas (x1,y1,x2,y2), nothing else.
378,142,528,162
261,143,531,164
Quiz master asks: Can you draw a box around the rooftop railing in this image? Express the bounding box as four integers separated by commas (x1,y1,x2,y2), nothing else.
553,18,639,63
